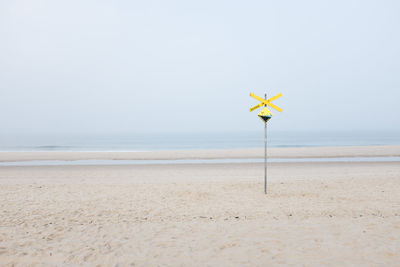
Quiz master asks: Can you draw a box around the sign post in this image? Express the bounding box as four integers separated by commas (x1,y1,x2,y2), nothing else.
264,93,267,194
249,92,283,194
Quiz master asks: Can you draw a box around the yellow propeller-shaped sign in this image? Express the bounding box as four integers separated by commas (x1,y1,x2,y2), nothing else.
249,93,282,112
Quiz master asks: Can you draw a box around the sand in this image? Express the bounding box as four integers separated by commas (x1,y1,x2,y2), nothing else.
1,145,400,162
0,146,399,266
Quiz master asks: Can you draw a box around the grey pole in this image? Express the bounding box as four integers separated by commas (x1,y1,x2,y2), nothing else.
264,93,267,194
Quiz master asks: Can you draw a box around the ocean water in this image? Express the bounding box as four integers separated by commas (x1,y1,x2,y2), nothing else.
0,131,398,152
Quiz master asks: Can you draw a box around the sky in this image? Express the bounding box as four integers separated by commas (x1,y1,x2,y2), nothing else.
1,0,399,134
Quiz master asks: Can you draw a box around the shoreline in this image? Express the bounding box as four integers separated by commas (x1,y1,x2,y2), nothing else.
1,156,400,167
0,145,399,162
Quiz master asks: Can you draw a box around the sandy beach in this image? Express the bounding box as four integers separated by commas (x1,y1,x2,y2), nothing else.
0,146,399,266
1,145,400,162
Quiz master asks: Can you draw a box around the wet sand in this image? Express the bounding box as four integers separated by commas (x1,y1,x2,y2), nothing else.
1,145,399,162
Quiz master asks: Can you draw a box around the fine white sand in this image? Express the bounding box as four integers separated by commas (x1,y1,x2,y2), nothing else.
0,146,399,266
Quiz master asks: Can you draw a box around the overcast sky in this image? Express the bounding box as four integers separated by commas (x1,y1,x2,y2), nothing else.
1,0,399,134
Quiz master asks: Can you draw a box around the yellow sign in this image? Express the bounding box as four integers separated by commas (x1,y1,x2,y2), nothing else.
249,93,282,112
258,107,273,123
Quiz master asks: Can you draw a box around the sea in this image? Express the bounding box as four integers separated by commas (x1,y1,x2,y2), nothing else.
0,131,398,152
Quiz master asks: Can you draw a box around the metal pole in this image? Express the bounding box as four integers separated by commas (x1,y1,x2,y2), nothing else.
264,93,267,194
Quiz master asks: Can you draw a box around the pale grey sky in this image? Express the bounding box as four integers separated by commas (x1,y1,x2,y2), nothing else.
1,0,399,134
